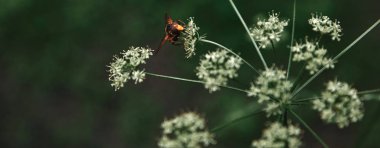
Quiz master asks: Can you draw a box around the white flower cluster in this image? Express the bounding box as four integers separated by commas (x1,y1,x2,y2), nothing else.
107,46,153,91
250,11,289,49
312,80,364,128
183,17,200,58
309,13,342,41
247,68,293,117
252,122,302,148
158,112,216,148
292,39,334,74
196,49,242,93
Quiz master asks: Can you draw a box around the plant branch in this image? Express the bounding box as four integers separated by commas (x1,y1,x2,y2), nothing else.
287,0,297,79
358,88,380,95
270,40,278,63
291,20,380,98
290,109,329,148
228,0,268,70
146,72,249,93
211,110,263,132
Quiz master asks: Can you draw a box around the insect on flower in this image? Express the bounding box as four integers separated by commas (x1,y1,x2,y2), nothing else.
156,13,186,53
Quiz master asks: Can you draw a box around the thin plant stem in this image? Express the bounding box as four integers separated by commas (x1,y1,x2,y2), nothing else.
228,0,268,70
290,109,329,148
291,63,307,92
357,88,380,95
282,108,288,126
270,40,278,63
211,110,263,132
294,88,380,103
287,0,297,79
291,20,380,98
294,97,317,103
199,38,259,74
146,72,249,93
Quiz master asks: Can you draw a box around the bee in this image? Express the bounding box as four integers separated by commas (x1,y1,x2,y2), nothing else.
156,13,186,53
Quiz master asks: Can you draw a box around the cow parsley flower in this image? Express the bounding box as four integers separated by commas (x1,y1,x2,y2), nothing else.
158,112,216,148
312,80,364,128
292,39,334,74
309,13,343,41
247,68,293,117
252,122,302,148
107,46,153,91
183,17,201,58
250,11,289,49
196,49,242,93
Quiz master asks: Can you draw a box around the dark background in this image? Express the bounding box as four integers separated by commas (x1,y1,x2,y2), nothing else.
0,0,379,147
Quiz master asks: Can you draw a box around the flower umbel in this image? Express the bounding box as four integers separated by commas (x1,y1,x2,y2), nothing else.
158,112,216,148
183,17,201,58
247,68,293,117
107,46,153,91
196,49,242,93
312,80,364,128
252,122,302,148
250,11,289,49
292,39,334,74
308,13,343,41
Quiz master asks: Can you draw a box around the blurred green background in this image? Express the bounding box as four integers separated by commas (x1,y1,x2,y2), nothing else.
0,0,379,147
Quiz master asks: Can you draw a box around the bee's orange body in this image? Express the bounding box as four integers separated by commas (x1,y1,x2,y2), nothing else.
156,14,186,53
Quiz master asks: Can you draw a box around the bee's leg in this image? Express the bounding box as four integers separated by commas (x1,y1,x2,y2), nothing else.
170,35,182,46
177,20,186,26
169,39,182,46
171,41,182,46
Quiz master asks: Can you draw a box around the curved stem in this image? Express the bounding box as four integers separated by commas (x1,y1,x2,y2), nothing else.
291,20,380,98
229,0,268,70
211,110,263,132
199,38,259,74
290,109,329,148
146,72,249,93
287,0,297,79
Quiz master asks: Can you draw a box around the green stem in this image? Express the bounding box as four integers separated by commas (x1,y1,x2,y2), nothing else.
291,63,307,92
357,88,380,95
291,20,380,98
146,72,249,93
294,88,380,103
289,109,329,148
287,0,297,79
294,97,318,103
270,39,278,63
199,38,259,74
228,0,268,70
282,108,288,126
211,110,263,132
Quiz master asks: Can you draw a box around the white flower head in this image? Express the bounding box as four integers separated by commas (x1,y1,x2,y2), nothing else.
250,11,289,49
158,112,216,148
107,46,153,91
252,122,302,148
308,13,343,41
312,80,364,128
247,67,293,117
196,49,242,93
183,17,201,58
291,38,335,74
131,70,146,84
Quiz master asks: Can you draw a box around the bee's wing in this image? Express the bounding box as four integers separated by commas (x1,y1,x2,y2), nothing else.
155,35,169,54
177,20,186,26
165,13,173,25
